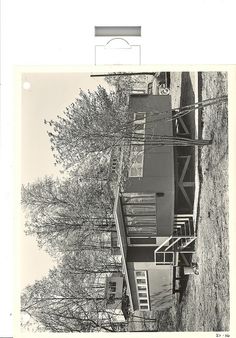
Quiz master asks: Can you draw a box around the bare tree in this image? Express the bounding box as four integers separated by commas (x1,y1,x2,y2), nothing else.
45,85,222,172
22,176,116,253
21,264,123,332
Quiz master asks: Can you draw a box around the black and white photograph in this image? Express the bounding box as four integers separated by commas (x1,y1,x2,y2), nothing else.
20,69,229,333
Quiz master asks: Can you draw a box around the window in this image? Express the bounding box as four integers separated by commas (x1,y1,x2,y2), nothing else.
138,292,147,298
128,113,146,177
124,204,156,215
156,252,174,264
122,193,157,236
136,271,146,277
138,285,146,291
129,147,144,177
137,279,146,284
140,305,149,310
107,280,117,304
108,281,117,294
135,271,150,311
130,237,156,245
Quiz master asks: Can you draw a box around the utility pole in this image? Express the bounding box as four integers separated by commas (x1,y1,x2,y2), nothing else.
90,72,156,78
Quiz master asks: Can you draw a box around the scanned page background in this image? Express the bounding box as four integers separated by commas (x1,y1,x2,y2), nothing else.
1,0,236,337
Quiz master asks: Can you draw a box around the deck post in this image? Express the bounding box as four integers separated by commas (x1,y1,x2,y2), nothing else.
179,252,191,266
177,155,195,207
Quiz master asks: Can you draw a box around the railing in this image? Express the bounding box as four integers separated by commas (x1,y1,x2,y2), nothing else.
154,214,197,265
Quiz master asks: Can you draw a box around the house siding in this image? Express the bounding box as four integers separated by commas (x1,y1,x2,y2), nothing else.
127,262,173,311
129,94,171,113
115,95,176,312
124,95,174,236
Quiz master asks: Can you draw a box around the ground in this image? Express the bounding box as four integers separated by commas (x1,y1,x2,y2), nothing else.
127,72,229,332
176,72,229,331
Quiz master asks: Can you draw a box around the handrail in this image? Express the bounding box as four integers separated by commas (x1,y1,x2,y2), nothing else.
165,237,181,251
153,236,172,262
154,236,172,253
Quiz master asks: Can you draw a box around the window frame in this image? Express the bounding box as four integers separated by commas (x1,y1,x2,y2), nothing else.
127,237,157,246
155,251,174,265
128,112,146,178
122,193,158,237
134,270,150,311
108,281,117,295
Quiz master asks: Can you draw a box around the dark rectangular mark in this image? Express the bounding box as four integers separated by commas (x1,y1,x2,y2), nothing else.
95,26,141,36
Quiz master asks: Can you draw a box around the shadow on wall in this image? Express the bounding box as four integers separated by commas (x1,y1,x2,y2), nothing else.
180,72,195,138
174,72,196,214
151,285,173,310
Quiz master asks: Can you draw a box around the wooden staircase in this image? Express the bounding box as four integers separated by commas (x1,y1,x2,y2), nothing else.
173,214,196,250
154,214,197,266
153,214,197,294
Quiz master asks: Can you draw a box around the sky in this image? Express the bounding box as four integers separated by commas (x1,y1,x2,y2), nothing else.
21,72,108,183
21,72,108,289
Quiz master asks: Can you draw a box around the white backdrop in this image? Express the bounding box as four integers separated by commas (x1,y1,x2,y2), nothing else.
0,0,235,336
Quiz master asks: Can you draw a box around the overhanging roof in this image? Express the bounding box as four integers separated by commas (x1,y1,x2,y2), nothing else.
113,187,134,311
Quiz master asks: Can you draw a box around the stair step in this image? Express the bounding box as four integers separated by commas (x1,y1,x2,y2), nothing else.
180,238,196,249
173,219,195,236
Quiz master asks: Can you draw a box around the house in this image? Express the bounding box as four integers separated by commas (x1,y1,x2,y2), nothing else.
103,273,126,323
128,74,154,95
113,94,197,312
110,231,121,256
130,72,170,96
148,72,171,95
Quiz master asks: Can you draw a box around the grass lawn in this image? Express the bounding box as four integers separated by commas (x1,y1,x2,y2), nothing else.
176,72,229,331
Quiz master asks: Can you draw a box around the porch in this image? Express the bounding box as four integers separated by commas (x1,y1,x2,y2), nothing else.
154,214,197,296
173,72,197,214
